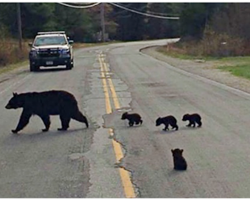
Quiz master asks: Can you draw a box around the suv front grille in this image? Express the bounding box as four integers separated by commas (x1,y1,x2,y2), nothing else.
38,48,60,58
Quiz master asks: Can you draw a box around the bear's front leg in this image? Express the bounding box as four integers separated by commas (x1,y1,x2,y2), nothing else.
12,129,18,134
163,124,169,131
128,120,134,127
191,121,196,127
38,114,51,132
186,121,192,127
12,110,32,134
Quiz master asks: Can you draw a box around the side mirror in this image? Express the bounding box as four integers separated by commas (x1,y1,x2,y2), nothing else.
28,42,33,47
68,40,74,44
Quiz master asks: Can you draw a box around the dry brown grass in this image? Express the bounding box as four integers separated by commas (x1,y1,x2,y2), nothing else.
162,29,248,59
0,39,29,67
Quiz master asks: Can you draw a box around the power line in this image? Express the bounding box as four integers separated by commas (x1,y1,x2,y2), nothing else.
146,9,180,17
114,3,175,18
57,2,100,9
56,2,179,20
109,3,180,20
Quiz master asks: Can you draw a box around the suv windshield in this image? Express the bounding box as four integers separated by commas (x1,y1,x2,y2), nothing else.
33,36,67,46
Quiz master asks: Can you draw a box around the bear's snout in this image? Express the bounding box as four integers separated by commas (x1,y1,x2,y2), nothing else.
5,104,11,109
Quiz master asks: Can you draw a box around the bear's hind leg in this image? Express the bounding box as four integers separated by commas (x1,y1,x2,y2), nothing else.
71,111,89,128
192,121,196,127
197,120,202,127
135,119,143,125
173,124,179,131
58,115,70,131
170,122,178,131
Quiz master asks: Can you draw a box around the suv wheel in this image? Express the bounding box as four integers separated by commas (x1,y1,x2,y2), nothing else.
30,64,39,72
66,62,73,70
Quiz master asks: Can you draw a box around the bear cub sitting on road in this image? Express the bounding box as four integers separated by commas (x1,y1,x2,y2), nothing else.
171,148,187,171
155,115,178,131
121,112,143,127
182,113,202,128
5,90,89,134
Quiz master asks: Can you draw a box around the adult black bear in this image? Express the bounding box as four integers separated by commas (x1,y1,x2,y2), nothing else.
121,112,143,127
171,148,187,171
155,115,178,131
182,113,202,128
5,90,88,134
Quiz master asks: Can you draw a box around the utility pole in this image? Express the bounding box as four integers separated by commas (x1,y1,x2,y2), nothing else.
100,3,105,42
17,3,22,50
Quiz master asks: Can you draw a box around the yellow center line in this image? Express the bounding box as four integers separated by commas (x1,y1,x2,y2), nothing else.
99,56,112,114
98,54,136,198
101,57,121,109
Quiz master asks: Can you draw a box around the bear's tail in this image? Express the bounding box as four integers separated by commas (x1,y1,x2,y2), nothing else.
72,111,89,128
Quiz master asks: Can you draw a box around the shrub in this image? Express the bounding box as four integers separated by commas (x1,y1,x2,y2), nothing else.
0,38,29,67
199,28,245,57
161,28,247,58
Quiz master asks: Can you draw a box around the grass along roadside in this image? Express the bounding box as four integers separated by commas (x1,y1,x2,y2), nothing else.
218,64,250,80
158,45,250,81
0,60,28,75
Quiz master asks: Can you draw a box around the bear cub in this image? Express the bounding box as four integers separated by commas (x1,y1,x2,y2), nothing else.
121,112,143,127
171,148,187,171
182,113,202,128
5,90,89,134
155,115,178,131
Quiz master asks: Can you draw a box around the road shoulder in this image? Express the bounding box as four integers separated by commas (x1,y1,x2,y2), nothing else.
141,46,250,94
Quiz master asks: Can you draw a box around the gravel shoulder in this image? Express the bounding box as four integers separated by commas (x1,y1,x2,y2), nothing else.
141,46,250,94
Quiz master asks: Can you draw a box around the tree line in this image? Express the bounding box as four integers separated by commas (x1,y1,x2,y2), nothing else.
0,3,250,45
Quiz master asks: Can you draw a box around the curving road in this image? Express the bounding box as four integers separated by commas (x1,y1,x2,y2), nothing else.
1,39,250,197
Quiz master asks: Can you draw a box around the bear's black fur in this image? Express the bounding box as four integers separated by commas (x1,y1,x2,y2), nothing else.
155,115,178,131
182,113,202,128
171,148,187,171
5,90,88,133
121,112,143,127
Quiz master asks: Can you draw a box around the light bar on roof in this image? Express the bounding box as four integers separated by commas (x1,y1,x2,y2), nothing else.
37,31,65,35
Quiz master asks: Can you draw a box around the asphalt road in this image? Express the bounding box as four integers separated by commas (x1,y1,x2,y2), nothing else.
1,39,250,197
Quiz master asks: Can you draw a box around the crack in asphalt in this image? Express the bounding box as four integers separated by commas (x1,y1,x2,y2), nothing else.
109,127,141,197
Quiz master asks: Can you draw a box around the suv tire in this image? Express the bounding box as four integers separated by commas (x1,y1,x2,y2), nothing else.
30,64,39,72
66,61,74,70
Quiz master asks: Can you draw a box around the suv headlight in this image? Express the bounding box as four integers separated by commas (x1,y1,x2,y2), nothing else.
60,49,70,57
29,49,38,58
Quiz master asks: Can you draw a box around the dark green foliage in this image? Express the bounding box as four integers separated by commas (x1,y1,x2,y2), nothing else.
21,3,56,38
0,3,98,42
179,3,225,41
0,3,18,37
111,3,147,41
146,3,180,39
179,3,207,40
0,2,243,43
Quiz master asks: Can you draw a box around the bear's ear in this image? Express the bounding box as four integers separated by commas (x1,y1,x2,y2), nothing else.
13,92,18,97
171,149,174,153
180,149,184,153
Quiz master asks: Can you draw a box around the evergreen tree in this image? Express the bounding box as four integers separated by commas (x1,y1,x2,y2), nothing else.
146,3,180,39
112,3,147,41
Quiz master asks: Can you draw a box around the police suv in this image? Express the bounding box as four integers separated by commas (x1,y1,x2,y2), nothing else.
29,31,74,71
